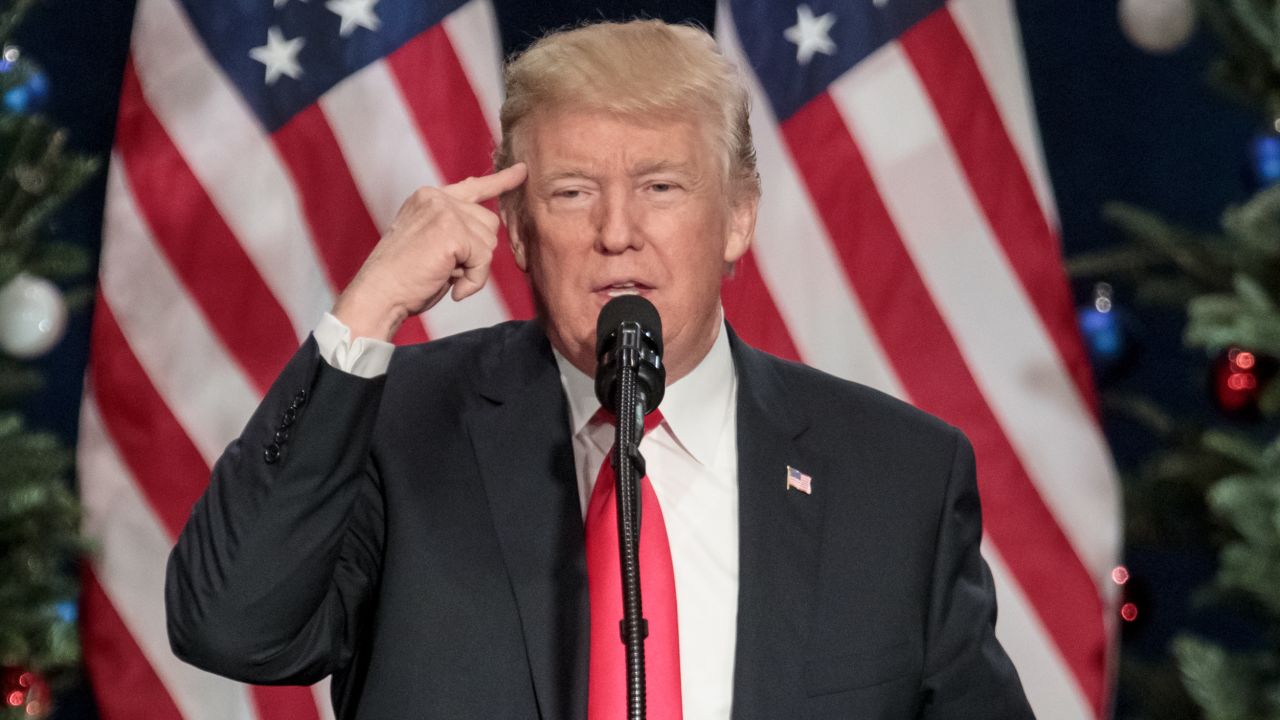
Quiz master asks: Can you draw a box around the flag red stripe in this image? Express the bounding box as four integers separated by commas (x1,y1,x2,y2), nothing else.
116,59,295,393
89,298,208,538
81,568,184,720
781,93,1104,710
272,104,382,292
721,249,802,362
392,317,432,345
250,686,322,720
386,26,535,320
899,11,1098,417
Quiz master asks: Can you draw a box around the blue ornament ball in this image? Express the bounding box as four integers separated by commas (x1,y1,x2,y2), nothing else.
3,67,48,114
1078,283,1130,372
54,600,77,624
3,85,29,113
1251,129,1280,187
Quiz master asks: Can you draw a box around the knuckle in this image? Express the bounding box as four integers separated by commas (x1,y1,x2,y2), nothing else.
413,186,444,206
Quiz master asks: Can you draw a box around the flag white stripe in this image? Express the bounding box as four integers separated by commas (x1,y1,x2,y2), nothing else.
312,679,336,720
130,0,334,338
79,396,259,720
102,157,260,463
986,542,1096,720
947,0,1060,231
321,59,510,338
716,4,905,397
829,42,1120,585
443,0,505,143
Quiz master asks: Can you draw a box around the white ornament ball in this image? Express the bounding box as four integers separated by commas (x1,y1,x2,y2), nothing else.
1119,0,1197,54
0,272,68,359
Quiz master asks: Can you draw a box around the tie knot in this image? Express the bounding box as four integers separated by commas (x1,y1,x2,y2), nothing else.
591,406,665,434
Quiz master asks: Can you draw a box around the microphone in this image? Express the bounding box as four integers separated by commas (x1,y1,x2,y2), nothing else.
594,295,665,415
593,295,665,718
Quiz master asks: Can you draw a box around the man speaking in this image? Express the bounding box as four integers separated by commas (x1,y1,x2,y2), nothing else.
166,19,1033,720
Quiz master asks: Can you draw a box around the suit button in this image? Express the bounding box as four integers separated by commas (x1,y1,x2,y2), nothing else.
273,429,289,444
281,407,297,427
264,443,281,464
293,390,307,406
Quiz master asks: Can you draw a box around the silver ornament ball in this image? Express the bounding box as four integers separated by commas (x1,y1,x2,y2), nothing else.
1119,0,1197,55
0,272,68,359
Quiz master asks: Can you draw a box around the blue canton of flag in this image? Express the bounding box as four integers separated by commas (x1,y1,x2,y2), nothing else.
728,0,943,122
180,0,469,131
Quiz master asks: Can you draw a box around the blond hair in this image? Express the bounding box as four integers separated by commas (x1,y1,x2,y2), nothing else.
494,19,760,201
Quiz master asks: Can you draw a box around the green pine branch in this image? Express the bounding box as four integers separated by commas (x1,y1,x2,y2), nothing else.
0,414,84,672
0,116,98,287
1172,636,1280,720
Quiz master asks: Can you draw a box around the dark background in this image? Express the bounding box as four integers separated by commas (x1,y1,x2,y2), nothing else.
20,0,1258,716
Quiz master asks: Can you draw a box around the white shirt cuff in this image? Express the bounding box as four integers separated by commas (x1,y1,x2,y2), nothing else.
313,312,395,379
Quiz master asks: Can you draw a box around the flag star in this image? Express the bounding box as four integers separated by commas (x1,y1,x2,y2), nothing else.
326,0,381,37
873,0,889,7
273,0,307,8
249,26,305,85
784,4,837,66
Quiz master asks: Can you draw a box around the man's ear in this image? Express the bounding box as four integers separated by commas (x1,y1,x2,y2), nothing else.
501,204,529,272
723,193,759,266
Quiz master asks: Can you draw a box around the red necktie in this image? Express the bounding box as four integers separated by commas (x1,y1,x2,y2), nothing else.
585,409,683,719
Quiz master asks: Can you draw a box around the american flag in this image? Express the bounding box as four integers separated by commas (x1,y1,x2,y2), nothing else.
785,466,812,495
77,0,1120,719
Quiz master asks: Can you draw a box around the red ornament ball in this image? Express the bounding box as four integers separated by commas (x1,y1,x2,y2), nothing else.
1211,348,1276,419
1,667,49,718
1120,602,1139,622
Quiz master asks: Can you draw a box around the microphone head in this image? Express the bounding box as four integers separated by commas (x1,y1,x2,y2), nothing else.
595,294,663,358
594,294,665,414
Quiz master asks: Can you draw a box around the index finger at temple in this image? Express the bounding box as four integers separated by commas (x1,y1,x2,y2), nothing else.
444,163,528,204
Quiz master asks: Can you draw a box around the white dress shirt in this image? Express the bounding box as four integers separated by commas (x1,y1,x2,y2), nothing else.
313,311,741,718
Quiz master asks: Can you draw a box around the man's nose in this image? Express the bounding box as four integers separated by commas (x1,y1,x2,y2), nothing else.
596,190,643,254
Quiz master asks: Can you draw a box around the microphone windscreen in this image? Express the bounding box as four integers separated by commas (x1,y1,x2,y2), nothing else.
595,295,663,357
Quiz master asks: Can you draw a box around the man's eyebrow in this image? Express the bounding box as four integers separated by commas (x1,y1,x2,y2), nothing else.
536,161,696,183
538,168,596,183
631,160,695,176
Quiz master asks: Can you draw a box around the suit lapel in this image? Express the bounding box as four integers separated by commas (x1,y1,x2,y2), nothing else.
467,322,588,720
728,331,824,716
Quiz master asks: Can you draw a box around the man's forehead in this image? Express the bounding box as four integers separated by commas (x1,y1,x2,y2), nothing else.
521,111,713,174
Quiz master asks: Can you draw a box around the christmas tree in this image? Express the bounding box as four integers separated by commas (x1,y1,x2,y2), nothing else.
1072,1,1280,717
0,0,97,717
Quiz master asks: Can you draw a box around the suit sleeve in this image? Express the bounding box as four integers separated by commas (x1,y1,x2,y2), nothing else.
919,429,1036,719
165,335,386,685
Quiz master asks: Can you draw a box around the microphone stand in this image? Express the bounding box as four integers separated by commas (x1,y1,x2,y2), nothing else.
613,323,649,720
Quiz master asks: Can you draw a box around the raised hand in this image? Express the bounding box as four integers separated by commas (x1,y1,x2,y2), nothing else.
331,163,528,342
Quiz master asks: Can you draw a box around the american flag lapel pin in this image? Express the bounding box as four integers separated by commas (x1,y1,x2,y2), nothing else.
786,465,813,495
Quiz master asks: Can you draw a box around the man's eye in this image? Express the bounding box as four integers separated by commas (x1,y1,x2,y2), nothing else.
649,183,675,193
554,189,582,199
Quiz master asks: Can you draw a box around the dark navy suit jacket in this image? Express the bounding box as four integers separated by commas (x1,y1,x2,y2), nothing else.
166,320,1034,719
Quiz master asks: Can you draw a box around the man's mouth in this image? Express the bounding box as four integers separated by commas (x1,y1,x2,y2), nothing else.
597,281,652,298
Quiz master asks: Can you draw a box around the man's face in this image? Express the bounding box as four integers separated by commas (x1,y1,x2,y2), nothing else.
506,108,757,383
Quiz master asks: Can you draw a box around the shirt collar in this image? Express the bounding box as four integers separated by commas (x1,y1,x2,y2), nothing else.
553,315,736,466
